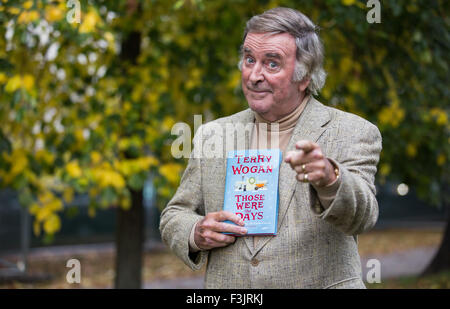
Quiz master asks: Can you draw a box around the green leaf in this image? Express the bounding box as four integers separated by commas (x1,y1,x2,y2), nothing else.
127,172,146,191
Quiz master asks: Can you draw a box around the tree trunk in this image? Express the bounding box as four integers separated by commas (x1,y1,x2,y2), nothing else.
114,188,144,288
114,0,143,289
422,200,450,275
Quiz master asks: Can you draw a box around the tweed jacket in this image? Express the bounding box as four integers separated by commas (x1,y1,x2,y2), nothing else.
159,97,382,289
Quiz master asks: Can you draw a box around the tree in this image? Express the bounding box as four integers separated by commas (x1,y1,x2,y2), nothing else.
0,0,448,289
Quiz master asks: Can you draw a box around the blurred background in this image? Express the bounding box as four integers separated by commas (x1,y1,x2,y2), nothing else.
0,0,448,289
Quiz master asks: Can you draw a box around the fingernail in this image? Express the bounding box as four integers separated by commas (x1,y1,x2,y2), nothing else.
240,228,247,234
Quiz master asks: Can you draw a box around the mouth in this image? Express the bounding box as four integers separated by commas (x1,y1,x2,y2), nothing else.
247,87,272,94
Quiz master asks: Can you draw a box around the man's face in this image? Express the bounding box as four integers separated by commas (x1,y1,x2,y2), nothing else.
241,32,306,122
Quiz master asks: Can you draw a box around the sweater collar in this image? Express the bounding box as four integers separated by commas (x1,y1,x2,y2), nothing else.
253,94,311,131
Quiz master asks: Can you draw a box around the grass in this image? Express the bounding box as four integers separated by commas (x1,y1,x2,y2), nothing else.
1,250,202,289
366,271,450,289
357,228,443,258
0,227,446,289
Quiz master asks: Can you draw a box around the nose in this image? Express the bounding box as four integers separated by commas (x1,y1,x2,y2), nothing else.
249,62,264,85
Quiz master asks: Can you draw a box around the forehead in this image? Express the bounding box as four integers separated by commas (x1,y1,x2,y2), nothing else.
243,32,297,58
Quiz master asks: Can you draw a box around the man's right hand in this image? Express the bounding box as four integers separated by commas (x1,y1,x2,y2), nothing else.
194,211,247,250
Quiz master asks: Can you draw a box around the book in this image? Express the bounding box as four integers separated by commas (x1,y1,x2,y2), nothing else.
222,149,282,236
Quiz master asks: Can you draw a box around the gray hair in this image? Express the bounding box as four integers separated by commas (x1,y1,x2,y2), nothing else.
238,7,327,96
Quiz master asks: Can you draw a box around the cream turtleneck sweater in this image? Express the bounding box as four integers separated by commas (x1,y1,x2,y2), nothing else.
251,94,309,153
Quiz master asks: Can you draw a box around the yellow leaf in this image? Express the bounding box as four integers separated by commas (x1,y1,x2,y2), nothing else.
8,7,20,15
18,11,39,24
45,6,64,22
406,143,417,158
159,163,183,185
89,187,99,197
48,199,63,212
35,149,55,165
79,9,101,33
92,168,126,189
29,203,40,216
66,161,83,178
227,70,242,89
90,151,102,164
378,102,405,128
38,191,54,205
3,149,29,184
74,128,84,142
43,214,61,234
380,163,391,177
23,1,33,9
341,0,356,6
176,34,191,48
36,206,52,222
437,154,446,166
5,75,22,93
0,72,7,84
88,206,96,218
22,74,35,91
33,221,41,236
339,57,353,76
430,108,448,126
120,196,131,210
104,32,116,52
63,187,74,203
162,116,175,132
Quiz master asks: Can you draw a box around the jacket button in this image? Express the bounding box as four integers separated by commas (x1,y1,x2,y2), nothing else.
251,258,259,267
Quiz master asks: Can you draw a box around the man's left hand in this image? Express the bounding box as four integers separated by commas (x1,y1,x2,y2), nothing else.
284,140,337,187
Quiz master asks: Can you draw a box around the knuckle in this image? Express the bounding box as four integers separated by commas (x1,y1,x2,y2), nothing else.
202,221,213,229
198,221,208,230
200,229,210,239
225,236,235,244
218,234,228,243
312,150,322,158
318,160,326,169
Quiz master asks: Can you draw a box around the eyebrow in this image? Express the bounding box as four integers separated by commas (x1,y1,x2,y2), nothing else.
243,47,252,54
265,53,281,60
242,47,281,60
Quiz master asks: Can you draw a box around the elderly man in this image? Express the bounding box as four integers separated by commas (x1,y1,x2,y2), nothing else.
160,7,382,289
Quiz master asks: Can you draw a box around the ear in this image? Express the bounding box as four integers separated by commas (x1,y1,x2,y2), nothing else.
298,78,310,92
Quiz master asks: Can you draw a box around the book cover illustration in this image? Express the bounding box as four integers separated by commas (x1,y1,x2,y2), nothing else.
223,149,282,236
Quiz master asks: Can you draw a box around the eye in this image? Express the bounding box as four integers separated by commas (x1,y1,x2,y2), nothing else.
245,57,255,64
268,61,279,69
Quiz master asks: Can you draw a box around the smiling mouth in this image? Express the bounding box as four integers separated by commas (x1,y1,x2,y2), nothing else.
247,88,271,93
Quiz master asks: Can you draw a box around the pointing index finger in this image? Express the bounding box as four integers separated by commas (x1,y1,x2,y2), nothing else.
295,140,317,153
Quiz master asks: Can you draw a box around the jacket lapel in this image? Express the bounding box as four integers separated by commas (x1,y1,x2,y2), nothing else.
253,97,331,255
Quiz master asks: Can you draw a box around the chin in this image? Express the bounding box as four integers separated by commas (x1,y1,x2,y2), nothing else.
248,99,273,114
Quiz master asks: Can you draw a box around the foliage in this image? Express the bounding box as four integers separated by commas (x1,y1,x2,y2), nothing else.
366,270,450,289
0,0,448,239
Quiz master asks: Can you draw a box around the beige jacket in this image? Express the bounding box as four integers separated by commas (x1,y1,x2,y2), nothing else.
159,98,382,289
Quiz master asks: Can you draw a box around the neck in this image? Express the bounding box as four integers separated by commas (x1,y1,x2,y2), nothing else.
258,92,306,122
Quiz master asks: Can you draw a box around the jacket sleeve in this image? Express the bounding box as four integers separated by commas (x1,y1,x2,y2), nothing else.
309,120,382,235
159,126,208,270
